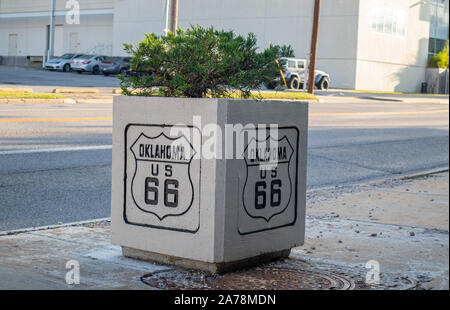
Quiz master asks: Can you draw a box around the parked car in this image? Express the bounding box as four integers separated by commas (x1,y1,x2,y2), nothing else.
100,57,131,76
44,53,83,72
125,70,145,77
267,57,331,90
71,54,108,74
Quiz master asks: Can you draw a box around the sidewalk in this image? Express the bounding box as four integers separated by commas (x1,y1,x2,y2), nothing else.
0,172,448,290
2,84,448,105
316,94,449,105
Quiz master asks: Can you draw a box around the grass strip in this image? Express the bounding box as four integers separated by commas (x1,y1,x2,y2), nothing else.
0,91,67,100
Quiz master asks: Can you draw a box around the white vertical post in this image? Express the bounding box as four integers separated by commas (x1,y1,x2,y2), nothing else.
303,59,308,92
164,0,170,36
48,0,56,60
42,50,47,68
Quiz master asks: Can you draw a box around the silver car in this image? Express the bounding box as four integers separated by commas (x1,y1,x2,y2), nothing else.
44,53,83,72
100,57,131,76
71,54,108,74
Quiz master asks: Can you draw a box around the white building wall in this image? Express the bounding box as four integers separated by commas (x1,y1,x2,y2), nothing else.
0,0,114,13
61,16,114,55
355,0,431,92
0,16,114,57
113,0,167,56
316,0,359,89
113,0,360,89
0,0,114,57
0,19,45,56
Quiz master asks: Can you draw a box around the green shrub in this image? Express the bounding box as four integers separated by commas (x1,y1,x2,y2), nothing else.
119,26,292,98
429,40,449,69
280,45,295,58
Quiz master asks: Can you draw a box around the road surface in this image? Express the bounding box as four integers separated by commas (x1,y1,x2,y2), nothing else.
0,97,448,231
0,66,120,90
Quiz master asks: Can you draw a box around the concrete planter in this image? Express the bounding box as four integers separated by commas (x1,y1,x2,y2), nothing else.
111,96,308,273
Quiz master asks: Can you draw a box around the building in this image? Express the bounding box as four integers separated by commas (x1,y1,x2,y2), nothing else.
0,0,114,64
428,0,449,57
1,0,448,92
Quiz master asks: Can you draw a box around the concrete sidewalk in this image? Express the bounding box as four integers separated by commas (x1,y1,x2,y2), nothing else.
316,94,449,105
0,172,448,290
2,84,448,105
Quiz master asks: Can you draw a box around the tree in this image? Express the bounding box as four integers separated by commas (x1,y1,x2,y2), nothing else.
119,26,291,98
280,45,295,58
429,40,449,69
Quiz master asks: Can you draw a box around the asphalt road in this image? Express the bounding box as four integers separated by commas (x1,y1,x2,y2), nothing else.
0,66,120,91
0,104,112,231
0,97,448,231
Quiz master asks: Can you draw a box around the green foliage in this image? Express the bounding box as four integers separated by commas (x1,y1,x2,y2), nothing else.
429,40,449,69
280,45,295,58
119,26,292,98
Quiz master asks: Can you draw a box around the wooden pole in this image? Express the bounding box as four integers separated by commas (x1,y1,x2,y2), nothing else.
307,0,321,94
169,0,179,33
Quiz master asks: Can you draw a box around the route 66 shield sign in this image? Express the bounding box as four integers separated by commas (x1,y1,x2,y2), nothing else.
124,124,201,233
238,127,299,235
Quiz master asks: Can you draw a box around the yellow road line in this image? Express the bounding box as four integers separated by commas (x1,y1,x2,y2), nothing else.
310,109,449,116
0,117,112,123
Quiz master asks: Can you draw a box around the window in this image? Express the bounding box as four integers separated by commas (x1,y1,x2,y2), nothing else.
297,61,305,69
429,38,447,55
375,15,384,33
429,0,449,40
278,59,287,67
60,54,75,59
288,60,296,68
371,7,406,36
384,15,393,34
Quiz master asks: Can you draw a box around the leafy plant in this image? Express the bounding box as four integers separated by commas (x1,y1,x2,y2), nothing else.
119,26,293,98
429,40,449,69
280,45,295,58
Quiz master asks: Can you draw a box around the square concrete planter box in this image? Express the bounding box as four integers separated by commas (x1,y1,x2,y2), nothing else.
111,96,308,273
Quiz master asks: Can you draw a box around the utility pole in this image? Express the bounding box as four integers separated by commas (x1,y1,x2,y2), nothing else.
48,0,56,60
169,0,179,33
307,0,321,94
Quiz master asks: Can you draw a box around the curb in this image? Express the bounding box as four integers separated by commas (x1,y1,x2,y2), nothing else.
401,100,449,105
400,167,449,180
52,88,100,94
0,88,33,93
77,98,113,104
0,98,112,104
309,166,449,192
0,217,111,236
0,98,76,104
317,96,448,105
329,88,450,97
